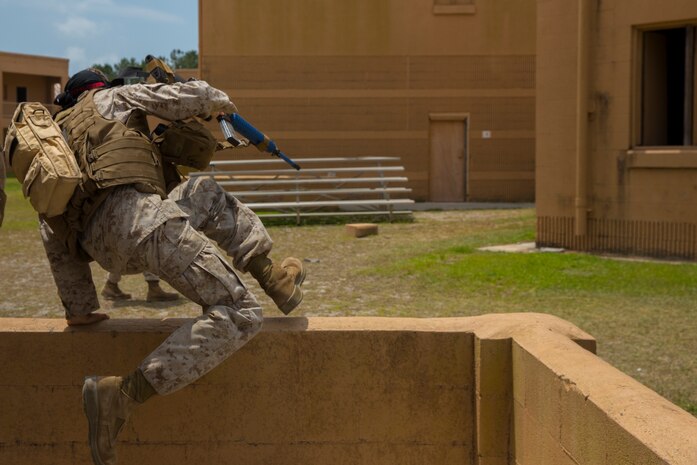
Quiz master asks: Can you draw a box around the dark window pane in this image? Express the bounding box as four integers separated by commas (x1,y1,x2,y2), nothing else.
16,86,27,103
642,28,688,146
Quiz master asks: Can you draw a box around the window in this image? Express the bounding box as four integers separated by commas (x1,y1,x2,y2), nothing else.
53,83,61,102
433,0,475,15
640,26,696,146
16,86,27,103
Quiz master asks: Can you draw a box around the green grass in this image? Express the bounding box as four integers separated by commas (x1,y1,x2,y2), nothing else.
382,249,697,297
259,213,415,227
2,178,38,231
356,216,697,415
684,403,697,416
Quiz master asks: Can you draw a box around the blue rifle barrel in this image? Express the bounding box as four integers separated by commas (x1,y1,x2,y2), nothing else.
230,114,301,170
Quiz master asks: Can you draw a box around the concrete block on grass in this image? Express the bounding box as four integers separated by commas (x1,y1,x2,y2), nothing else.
346,223,378,238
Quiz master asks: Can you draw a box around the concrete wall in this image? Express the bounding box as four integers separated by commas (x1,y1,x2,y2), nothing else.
2,314,696,465
535,0,697,258
509,319,697,465
198,0,536,202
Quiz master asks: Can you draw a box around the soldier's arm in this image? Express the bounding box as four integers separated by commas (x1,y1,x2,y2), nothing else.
94,80,238,123
39,219,107,326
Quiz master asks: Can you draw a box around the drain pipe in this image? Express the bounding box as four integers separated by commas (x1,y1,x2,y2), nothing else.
575,0,591,236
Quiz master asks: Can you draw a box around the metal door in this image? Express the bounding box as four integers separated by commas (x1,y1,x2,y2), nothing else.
429,118,467,202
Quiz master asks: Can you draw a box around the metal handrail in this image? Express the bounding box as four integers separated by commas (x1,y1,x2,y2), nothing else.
193,156,414,224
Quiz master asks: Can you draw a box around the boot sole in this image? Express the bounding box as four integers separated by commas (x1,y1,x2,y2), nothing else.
279,258,306,315
82,376,106,465
279,286,304,315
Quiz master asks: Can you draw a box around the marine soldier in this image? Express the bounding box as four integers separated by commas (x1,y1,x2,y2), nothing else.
101,271,180,302
44,68,305,465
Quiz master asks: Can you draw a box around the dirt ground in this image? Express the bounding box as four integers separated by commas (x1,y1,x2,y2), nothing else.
0,209,525,319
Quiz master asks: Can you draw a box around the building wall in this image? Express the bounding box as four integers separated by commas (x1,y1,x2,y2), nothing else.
536,0,697,258
198,0,536,201
0,51,68,141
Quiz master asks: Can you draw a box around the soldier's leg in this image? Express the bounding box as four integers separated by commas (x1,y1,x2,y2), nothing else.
169,176,272,269
39,219,107,326
170,176,305,314
142,271,179,302
131,216,264,393
142,271,158,281
83,217,262,464
101,271,131,301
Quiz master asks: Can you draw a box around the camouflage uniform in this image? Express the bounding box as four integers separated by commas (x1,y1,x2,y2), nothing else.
106,271,160,284
40,81,271,395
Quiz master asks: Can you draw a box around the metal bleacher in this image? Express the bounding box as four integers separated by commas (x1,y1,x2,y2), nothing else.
190,156,415,224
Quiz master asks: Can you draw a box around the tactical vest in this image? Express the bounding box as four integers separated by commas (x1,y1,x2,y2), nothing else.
54,89,167,233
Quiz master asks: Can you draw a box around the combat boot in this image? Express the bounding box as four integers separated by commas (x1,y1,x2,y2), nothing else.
146,281,180,302
100,282,131,301
247,255,306,315
82,376,138,465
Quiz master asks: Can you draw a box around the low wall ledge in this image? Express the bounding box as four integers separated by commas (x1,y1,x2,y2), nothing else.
0,313,595,347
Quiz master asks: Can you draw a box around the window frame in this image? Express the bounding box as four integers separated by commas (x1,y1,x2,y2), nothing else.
631,23,697,149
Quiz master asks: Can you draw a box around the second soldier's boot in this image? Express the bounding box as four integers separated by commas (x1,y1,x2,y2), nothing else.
146,281,180,302
101,281,131,301
247,254,306,315
82,376,138,465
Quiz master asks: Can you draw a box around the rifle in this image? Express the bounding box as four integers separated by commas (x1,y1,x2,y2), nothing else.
217,114,300,171
140,55,302,171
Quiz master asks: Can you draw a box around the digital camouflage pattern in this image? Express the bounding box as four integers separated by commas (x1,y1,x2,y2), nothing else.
92,80,237,123
107,271,160,284
169,176,273,271
41,81,272,394
140,294,262,394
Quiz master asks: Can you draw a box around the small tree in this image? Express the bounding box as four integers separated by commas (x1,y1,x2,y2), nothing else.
91,50,198,80
169,49,198,70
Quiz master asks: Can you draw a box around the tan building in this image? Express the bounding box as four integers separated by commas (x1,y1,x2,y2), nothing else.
198,0,536,202
1,51,68,141
536,0,697,259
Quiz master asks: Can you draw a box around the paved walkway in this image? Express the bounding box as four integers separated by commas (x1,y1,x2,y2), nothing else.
479,242,564,253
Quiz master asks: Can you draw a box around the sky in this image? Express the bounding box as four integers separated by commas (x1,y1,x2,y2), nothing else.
0,0,198,75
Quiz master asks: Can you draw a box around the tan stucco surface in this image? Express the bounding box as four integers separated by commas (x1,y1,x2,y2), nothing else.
1,314,696,464
199,0,537,202
536,0,697,258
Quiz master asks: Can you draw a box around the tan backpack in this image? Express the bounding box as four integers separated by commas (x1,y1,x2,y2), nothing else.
3,102,82,217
